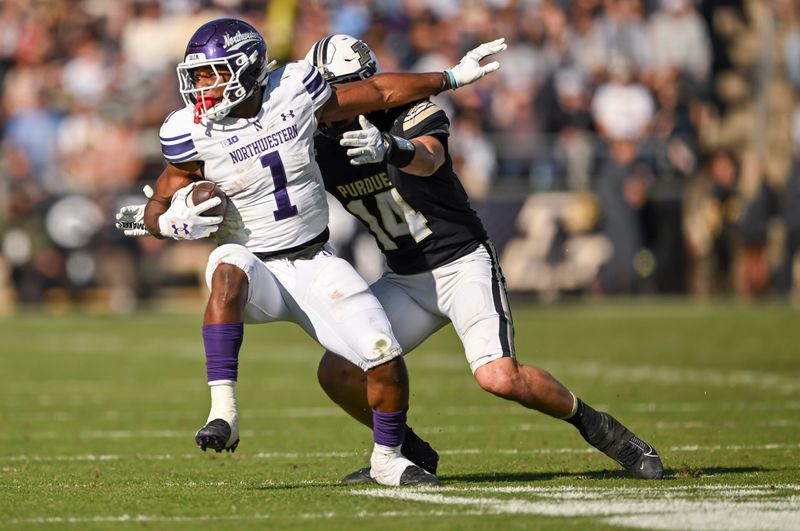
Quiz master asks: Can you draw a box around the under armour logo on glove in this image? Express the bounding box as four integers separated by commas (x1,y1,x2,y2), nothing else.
172,223,190,236
157,183,223,241
281,110,295,121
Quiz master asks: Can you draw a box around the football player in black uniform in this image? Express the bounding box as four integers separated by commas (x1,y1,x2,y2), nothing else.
308,35,664,483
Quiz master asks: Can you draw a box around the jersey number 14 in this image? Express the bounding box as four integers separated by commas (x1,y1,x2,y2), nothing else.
346,190,432,250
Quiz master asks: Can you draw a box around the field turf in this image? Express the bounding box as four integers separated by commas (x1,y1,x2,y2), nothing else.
1,300,798,530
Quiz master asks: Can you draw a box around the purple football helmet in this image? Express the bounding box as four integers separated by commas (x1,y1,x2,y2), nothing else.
177,18,269,122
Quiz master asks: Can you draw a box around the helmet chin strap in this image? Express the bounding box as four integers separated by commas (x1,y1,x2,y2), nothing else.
194,93,217,124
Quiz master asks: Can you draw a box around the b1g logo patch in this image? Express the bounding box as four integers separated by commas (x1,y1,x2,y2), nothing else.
220,135,239,148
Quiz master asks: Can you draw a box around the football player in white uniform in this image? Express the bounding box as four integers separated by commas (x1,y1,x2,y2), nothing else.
117,18,505,486
306,35,663,482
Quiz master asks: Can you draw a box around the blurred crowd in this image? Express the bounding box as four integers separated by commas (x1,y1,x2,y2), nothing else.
1,0,799,313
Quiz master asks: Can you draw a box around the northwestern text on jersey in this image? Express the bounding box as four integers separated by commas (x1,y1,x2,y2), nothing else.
228,124,299,164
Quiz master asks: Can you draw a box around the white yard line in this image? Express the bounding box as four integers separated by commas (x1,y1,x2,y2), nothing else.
252,450,362,458
3,442,798,462
573,363,800,394
10,514,271,524
8,509,525,525
354,484,800,531
0,429,266,440
604,513,795,531
9,400,800,424
8,484,800,528
3,417,797,441
431,484,800,495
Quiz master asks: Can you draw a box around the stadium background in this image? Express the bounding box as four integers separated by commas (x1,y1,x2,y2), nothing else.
2,3,799,527
1,0,799,314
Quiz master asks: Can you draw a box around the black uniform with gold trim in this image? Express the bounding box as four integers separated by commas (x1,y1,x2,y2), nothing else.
316,99,488,274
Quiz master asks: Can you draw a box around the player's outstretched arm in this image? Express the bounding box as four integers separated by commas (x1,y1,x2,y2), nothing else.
319,38,506,123
143,162,222,240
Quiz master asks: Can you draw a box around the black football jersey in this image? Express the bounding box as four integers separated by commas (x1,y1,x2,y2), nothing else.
316,99,488,274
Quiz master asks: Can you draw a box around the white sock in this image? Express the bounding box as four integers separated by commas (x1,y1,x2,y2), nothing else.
369,443,417,486
207,380,238,443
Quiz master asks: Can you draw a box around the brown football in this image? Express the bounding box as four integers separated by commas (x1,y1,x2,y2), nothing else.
186,181,227,217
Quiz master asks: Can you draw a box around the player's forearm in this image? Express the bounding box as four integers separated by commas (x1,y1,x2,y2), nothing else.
367,72,450,107
143,174,184,237
323,72,449,122
144,199,169,237
401,138,445,176
144,172,177,237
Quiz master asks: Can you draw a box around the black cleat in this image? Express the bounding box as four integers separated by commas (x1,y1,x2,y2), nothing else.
398,465,439,486
195,419,239,453
342,467,375,485
341,427,439,484
592,412,663,479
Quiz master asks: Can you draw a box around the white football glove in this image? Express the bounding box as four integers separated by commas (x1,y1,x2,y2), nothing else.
115,185,154,237
339,115,388,166
445,38,507,89
157,184,223,240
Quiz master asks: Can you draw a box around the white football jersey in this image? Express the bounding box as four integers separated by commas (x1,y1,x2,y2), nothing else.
159,61,332,252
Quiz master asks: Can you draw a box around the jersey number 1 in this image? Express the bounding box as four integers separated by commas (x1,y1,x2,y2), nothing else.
260,151,298,221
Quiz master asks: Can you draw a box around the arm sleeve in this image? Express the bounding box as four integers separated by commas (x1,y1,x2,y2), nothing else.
159,109,201,164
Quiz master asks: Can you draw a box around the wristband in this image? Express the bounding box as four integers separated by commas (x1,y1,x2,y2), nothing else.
382,133,416,168
438,71,456,94
444,69,457,90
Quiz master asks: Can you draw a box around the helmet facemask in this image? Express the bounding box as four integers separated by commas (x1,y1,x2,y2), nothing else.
177,50,266,122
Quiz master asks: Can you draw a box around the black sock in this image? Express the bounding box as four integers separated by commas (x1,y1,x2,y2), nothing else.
565,398,605,446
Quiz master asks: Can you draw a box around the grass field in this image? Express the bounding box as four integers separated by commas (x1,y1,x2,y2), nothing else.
1,300,799,530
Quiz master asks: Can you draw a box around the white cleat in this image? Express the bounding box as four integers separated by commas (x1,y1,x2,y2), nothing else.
370,444,439,486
